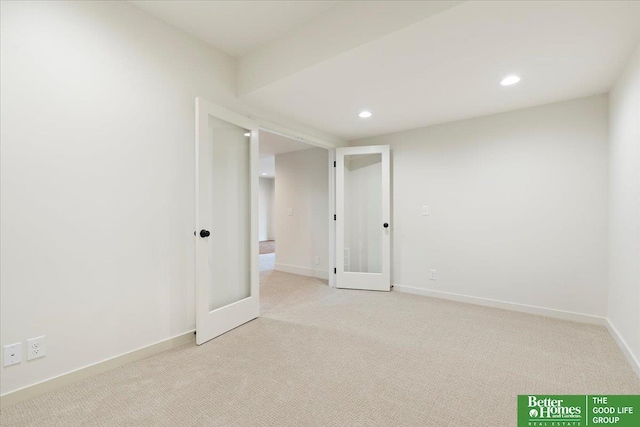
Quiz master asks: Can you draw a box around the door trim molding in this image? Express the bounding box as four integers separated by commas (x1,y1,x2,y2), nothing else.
253,117,345,150
328,148,336,287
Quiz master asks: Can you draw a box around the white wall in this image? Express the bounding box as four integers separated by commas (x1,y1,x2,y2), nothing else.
608,44,640,368
351,95,610,317
259,177,275,241
274,148,329,278
0,0,334,396
259,156,275,177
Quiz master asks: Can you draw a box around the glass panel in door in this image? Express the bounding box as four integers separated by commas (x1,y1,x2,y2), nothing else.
343,153,382,273
206,116,251,311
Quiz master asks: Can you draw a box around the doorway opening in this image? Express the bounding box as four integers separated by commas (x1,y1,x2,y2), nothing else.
258,153,275,271
258,129,330,284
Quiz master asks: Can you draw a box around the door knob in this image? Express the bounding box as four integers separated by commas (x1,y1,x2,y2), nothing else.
200,229,210,238
383,223,389,228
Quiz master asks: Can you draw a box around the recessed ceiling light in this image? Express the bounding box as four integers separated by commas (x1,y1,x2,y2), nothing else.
261,173,267,176
244,132,251,137
500,75,521,86
358,111,372,118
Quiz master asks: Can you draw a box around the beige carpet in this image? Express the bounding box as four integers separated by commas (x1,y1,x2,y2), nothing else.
2,270,639,426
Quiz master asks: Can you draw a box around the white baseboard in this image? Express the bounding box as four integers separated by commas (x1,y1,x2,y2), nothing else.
0,330,195,409
393,284,607,325
275,263,328,280
605,319,640,378
395,285,638,379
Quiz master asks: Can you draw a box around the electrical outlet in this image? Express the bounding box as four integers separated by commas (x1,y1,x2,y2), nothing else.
430,269,437,280
314,256,320,265
422,205,429,216
287,207,293,216
3,343,21,367
26,336,45,361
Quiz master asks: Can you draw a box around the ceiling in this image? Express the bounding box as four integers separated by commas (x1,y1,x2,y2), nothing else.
259,130,314,159
131,1,640,141
130,1,340,57
241,1,640,140
259,130,316,177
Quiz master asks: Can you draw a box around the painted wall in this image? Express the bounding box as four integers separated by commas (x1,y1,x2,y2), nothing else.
274,148,329,278
351,95,610,317
608,44,640,368
259,156,275,177
259,177,275,241
0,0,334,396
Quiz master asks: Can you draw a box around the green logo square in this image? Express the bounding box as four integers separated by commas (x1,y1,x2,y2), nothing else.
518,395,640,427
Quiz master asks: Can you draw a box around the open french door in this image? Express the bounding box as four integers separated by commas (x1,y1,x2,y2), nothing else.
195,98,259,345
335,145,391,291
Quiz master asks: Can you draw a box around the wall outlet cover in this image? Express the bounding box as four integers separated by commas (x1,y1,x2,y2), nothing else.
3,343,22,367
430,269,437,280
27,336,46,361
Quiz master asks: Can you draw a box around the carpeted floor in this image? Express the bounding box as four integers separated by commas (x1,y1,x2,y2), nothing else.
259,240,275,255
2,270,639,426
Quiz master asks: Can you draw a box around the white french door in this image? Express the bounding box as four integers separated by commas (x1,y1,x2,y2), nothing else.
335,145,391,291
195,98,259,345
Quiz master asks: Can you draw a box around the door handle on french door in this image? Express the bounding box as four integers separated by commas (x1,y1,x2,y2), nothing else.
200,229,210,238
383,223,389,228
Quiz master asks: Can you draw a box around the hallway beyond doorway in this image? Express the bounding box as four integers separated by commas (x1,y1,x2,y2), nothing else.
259,240,275,255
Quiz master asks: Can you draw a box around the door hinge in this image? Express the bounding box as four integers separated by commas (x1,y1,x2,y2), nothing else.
333,161,336,167
334,214,336,220
334,268,337,274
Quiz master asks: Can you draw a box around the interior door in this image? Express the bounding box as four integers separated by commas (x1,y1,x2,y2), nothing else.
336,145,390,291
195,98,259,345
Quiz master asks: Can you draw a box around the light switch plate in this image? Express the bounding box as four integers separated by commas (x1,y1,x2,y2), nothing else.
287,207,293,216
3,342,22,367
422,205,430,216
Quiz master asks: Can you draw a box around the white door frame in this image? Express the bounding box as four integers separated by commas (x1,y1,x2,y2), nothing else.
328,148,336,287
195,98,259,345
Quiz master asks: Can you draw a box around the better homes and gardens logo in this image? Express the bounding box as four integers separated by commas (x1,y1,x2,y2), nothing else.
518,395,640,427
